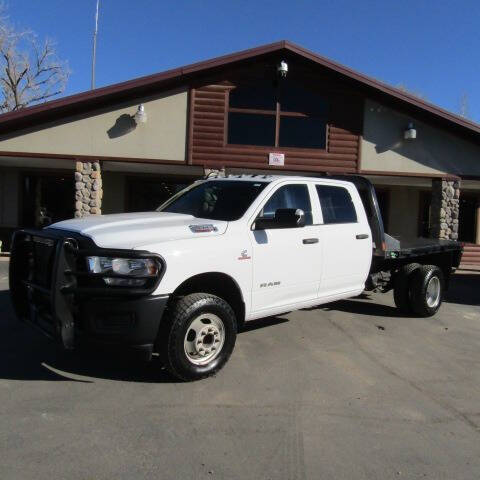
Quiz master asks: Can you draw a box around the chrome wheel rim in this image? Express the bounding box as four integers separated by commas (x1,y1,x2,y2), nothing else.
426,276,441,308
183,313,225,366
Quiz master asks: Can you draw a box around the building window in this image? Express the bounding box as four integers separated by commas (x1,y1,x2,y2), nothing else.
227,80,327,149
316,185,357,224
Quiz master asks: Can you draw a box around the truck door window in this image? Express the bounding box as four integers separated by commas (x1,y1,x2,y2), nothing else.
316,185,357,224
261,184,313,225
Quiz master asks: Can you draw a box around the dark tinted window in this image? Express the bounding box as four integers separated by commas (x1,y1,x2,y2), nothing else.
316,185,357,224
279,83,328,114
229,84,276,110
279,116,327,149
127,179,189,212
228,112,275,146
159,180,267,221
262,184,313,225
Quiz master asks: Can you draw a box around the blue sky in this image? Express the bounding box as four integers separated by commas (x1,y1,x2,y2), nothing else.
9,0,480,122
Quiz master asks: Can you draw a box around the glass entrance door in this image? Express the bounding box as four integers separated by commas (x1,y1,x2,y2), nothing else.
22,173,74,228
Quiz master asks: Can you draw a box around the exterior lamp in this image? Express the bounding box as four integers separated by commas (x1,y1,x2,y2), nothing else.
134,104,147,124
404,122,416,140
277,60,288,78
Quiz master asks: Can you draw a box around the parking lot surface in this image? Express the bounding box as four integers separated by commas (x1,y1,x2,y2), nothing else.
1,259,480,479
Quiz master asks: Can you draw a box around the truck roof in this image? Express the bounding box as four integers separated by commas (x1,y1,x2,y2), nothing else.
204,174,354,187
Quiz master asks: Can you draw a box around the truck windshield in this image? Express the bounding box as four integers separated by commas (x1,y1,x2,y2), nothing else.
157,180,268,221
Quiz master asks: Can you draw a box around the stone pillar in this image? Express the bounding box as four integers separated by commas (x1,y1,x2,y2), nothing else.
74,161,103,218
430,178,460,240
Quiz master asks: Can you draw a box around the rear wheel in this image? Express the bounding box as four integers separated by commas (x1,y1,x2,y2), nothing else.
410,265,444,317
158,293,237,381
393,263,420,313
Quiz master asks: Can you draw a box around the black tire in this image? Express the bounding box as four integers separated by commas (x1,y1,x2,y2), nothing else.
410,265,444,317
158,293,237,381
393,263,420,313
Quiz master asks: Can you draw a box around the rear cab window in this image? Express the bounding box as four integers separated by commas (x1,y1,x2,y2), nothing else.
315,184,357,224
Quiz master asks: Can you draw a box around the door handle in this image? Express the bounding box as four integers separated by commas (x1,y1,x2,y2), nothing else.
356,234,369,240
303,238,319,244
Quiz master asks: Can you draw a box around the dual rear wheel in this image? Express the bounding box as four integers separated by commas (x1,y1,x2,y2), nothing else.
393,264,445,317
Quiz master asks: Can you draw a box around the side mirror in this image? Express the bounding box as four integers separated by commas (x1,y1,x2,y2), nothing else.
255,208,305,230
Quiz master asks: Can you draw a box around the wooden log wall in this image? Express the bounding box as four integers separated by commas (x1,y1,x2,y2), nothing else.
189,82,363,173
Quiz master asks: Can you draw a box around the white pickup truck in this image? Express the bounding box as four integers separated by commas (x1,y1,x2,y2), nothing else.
10,175,462,380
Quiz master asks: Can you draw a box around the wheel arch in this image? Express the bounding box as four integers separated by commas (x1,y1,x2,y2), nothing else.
169,272,246,328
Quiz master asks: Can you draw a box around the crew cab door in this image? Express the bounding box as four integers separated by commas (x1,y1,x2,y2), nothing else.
314,183,372,297
249,182,322,313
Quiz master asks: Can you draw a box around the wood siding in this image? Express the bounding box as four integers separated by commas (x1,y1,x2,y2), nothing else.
189,82,363,173
461,243,480,266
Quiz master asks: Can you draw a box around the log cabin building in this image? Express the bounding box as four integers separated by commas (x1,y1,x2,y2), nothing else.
0,41,479,265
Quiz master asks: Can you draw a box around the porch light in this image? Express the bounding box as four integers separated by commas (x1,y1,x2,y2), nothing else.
134,104,147,124
404,122,416,140
277,60,288,78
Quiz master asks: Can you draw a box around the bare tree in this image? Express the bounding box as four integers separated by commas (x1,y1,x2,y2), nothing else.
0,6,69,112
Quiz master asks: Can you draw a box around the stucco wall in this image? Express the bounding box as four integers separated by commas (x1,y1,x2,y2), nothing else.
386,186,421,238
362,99,480,176
0,89,188,161
0,170,19,227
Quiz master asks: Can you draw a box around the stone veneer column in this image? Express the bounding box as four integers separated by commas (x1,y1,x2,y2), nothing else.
429,178,460,240
74,161,103,218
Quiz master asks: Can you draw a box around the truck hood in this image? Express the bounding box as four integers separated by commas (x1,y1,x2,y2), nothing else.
48,212,227,249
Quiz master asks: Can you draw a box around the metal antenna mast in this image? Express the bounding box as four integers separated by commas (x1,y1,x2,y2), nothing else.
91,0,100,89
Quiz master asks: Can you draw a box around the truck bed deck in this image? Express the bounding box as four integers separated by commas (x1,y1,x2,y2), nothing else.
383,235,462,263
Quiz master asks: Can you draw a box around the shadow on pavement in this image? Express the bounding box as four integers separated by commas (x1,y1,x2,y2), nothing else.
0,289,178,383
240,316,289,332
0,289,286,383
0,270,476,383
324,299,403,317
444,273,480,307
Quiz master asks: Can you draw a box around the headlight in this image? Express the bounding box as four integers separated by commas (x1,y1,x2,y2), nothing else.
86,256,159,286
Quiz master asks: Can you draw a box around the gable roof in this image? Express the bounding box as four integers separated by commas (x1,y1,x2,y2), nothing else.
1,40,479,141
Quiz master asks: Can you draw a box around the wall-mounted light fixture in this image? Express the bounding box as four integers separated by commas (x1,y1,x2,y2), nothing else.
404,122,416,140
134,104,147,124
277,60,288,78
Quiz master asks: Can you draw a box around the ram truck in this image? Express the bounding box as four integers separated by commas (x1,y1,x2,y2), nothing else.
10,175,462,380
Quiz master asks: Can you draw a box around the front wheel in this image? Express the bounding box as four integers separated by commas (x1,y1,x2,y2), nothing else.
410,265,445,317
158,293,237,381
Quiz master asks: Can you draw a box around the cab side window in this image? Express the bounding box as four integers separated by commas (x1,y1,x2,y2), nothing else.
262,184,313,225
316,185,357,224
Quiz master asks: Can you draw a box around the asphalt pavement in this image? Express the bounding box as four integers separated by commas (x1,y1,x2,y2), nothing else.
1,259,480,479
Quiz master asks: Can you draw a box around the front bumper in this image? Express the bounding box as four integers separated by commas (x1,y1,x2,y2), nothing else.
9,229,168,358
78,294,169,350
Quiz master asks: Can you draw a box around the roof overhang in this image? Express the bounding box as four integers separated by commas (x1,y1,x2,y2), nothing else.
1,40,479,143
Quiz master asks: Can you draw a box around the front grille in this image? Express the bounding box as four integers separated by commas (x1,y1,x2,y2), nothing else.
10,229,84,348
31,236,57,288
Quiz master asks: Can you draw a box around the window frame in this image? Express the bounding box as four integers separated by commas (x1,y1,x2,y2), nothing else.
225,82,329,151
